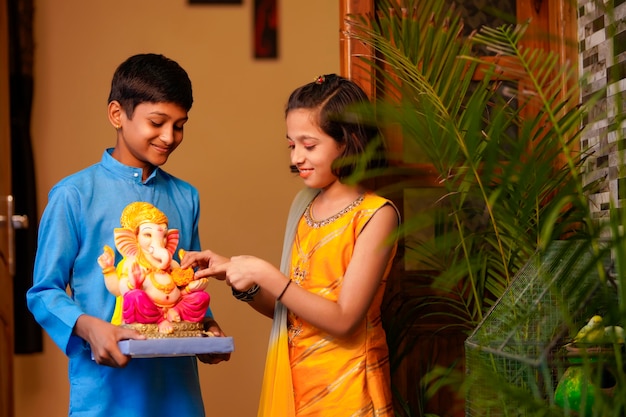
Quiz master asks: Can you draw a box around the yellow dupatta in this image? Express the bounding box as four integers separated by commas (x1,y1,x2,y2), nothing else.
257,187,319,417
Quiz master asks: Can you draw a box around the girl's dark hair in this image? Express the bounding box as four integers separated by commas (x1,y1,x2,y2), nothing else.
107,53,193,117
286,74,387,179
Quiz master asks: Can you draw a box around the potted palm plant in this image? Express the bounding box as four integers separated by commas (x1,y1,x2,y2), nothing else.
345,0,625,415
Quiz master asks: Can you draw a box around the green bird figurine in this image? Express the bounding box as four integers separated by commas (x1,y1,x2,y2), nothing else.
569,315,604,346
604,325,625,344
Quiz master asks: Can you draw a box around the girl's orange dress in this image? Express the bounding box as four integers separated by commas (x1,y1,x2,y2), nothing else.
259,190,398,417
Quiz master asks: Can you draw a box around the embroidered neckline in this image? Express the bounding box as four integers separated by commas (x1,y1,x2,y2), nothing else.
303,194,365,228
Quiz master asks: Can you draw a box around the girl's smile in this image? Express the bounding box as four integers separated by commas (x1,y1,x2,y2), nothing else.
298,168,313,179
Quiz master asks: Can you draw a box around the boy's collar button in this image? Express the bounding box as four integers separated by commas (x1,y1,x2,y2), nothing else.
133,173,139,178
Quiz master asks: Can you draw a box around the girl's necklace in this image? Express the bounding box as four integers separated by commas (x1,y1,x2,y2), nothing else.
303,194,365,228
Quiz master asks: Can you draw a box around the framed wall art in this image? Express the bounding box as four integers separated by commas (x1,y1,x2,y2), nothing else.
188,0,243,4
253,0,278,59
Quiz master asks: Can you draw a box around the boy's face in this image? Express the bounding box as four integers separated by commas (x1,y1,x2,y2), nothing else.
113,101,189,177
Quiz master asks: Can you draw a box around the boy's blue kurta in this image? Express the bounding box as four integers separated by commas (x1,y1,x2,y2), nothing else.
27,149,209,417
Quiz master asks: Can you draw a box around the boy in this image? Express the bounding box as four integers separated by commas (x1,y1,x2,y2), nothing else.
27,53,228,417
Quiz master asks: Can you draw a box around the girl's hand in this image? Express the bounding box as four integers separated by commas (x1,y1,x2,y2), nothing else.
210,255,277,292
179,249,229,280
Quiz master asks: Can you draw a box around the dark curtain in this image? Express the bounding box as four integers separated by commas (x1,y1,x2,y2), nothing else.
8,0,42,353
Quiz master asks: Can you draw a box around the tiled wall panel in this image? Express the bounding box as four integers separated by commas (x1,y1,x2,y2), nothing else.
580,0,626,220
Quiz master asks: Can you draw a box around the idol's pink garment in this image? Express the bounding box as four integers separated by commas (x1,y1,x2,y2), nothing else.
122,289,210,324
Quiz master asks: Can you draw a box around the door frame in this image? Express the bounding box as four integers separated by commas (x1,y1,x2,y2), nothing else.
0,0,15,414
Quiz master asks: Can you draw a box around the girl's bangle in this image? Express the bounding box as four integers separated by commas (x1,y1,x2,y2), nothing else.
232,284,260,302
276,280,292,301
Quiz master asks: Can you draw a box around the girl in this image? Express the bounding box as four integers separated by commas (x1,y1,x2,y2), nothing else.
182,74,399,416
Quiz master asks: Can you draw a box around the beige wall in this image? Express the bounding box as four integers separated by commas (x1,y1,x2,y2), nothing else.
14,1,339,416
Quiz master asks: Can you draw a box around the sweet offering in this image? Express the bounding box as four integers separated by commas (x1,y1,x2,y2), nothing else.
98,202,211,338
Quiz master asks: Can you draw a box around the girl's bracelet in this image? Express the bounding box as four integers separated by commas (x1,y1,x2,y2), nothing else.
232,284,260,302
276,280,292,301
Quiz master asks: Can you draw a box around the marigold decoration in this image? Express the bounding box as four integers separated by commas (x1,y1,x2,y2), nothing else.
172,267,195,287
172,248,195,287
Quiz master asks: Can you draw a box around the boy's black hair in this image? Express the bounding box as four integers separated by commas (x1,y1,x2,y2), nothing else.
286,73,387,179
108,53,193,117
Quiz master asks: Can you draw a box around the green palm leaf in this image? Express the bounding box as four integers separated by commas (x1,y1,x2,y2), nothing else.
346,1,612,415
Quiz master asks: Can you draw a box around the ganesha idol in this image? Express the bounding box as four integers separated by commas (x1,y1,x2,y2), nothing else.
97,201,210,336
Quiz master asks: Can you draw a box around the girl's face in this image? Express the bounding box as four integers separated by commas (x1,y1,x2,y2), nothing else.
286,108,345,190
114,101,188,179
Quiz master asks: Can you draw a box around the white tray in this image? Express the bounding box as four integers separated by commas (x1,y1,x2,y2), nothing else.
117,336,234,358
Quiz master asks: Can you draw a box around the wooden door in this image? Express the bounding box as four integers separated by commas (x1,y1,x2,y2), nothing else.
341,0,578,165
339,1,577,416
0,0,15,415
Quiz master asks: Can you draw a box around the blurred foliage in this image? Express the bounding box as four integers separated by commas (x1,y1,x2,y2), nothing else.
346,0,626,415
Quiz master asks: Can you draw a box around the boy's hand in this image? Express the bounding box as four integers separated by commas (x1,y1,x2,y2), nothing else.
74,314,146,368
197,318,231,364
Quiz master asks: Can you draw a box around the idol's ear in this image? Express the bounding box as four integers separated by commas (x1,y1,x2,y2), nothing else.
165,229,180,256
114,228,139,258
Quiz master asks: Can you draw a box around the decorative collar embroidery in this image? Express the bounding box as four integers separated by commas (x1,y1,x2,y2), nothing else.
303,194,365,228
